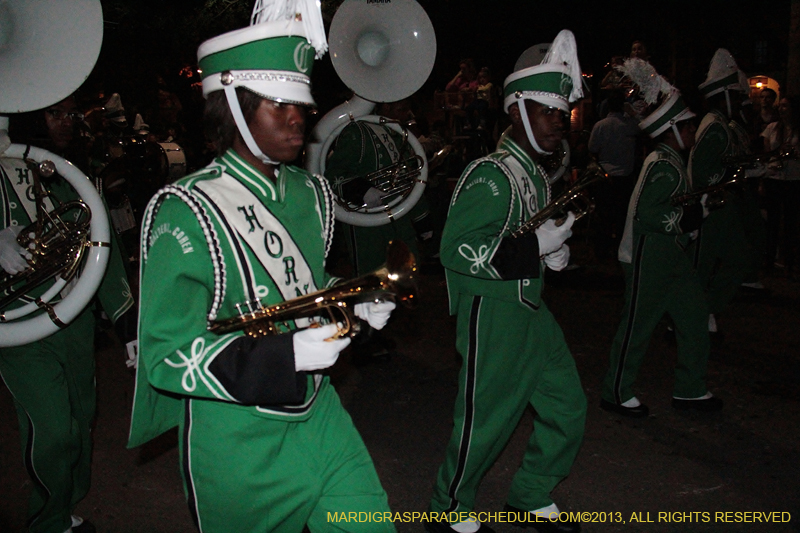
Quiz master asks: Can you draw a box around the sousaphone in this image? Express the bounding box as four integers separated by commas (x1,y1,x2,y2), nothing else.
0,0,109,347
305,0,436,227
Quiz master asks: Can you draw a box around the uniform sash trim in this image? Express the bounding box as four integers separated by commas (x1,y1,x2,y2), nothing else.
142,184,227,322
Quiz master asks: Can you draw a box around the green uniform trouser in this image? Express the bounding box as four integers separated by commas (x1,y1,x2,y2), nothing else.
603,234,710,404
0,310,95,533
431,295,586,517
180,381,394,533
690,202,752,315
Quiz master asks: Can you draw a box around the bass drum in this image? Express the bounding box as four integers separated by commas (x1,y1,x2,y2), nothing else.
146,141,186,183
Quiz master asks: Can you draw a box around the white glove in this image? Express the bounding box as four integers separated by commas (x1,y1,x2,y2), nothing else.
745,163,767,178
544,244,570,271
0,226,32,275
292,324,351,372
535,212,575,256
700,193,710,218
354,300,396,330
363,187,384,208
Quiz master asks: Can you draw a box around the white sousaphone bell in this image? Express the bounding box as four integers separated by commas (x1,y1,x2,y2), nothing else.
305,0,436,227
0,0,110,347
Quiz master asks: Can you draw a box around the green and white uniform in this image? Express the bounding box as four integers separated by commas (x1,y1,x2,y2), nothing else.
324,120,430,275
602,144,709,405
430,136,586,517
0,157,134,533
128,150,393,533
688,109,753,314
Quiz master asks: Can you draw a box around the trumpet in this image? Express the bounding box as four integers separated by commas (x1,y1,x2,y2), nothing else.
671,176,747,209
510,161,609,238
208,240,417,339
673,147,798,209
721,146,797,171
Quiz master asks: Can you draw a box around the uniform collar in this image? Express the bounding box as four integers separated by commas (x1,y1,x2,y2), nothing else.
218,148,281,201
657,142,685,165
498,135,538,178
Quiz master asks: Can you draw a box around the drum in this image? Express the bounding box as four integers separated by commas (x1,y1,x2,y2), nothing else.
146,141,186,182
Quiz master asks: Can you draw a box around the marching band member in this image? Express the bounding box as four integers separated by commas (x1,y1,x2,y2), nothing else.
426,30,586,533
127,2,395,531
600,59,721,417
689,49,756,335
1,96,134,533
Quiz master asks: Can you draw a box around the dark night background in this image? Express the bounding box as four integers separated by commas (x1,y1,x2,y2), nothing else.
90,0,794,124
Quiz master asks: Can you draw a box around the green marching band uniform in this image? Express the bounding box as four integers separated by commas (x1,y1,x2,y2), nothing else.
324,119,430,276
688,50,757,318
128,5,394,533
0,157,134,533
603,141,710,405
600,57,722,415
433,136,586,516
430,30,587,531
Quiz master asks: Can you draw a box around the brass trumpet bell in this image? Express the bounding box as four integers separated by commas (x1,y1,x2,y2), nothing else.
208,240,417,339
510,161,609,238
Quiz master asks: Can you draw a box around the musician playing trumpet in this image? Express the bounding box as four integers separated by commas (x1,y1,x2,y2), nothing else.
601,59,721,416
127,3,396,531
427,30,585,533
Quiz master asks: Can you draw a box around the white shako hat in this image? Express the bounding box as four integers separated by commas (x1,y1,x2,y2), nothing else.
502,29,584,155
699,48,747,98
617,58,695,145
196,0,328,164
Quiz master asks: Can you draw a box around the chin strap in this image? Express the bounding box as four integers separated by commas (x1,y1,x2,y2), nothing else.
724,89,733,120
224,84,279,166
672,123,685,151
518,100,553,156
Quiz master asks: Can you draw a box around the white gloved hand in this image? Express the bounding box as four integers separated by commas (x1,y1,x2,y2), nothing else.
745,163,767,178
0,226,32,275
543,244,570,271
363,187,384,208
534,212,575,256
354,300,397,330
700,193,710,218
292,324,351,372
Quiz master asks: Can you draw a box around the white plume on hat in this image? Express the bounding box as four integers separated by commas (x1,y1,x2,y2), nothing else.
541,29,584,103
616,57,695,143
250,0,327,58
616,58,671,105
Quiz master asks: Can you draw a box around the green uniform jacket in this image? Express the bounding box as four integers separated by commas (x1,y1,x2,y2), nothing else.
689,109,745,189
441,136,550,314
128,150,337,448
619,143,703,262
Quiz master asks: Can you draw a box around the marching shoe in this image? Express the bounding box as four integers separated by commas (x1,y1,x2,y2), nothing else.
672,393,723,412
503,504,581,532
600,398,649,418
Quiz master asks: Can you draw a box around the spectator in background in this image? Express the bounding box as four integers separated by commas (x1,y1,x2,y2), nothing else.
445,58,479,93
761,95,800,278
754,87,780,135
588,89,641,259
